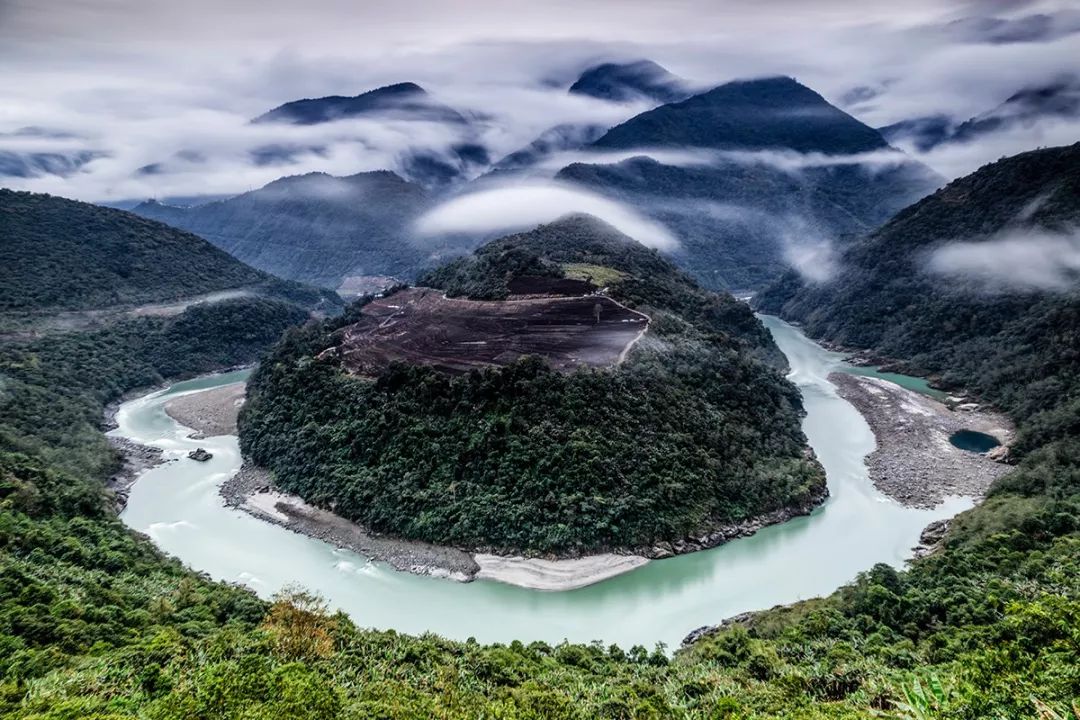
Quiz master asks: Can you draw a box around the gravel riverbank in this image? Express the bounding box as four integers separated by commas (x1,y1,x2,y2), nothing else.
164,383,245,438
830,372,1014,508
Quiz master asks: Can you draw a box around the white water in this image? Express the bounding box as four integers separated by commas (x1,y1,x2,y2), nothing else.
115,317,972,649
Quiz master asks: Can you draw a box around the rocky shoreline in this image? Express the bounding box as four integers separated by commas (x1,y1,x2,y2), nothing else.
830,372,1013,508
220,463,481,581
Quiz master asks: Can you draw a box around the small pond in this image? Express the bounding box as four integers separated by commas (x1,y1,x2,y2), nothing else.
949,430,1001,453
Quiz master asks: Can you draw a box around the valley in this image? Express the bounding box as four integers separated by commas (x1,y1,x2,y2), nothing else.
114,316,978,647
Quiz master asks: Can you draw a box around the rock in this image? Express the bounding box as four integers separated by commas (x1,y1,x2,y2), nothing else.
987,445,1011,463
650,544,674,559
188,448,213,462
956,403,981,412
681,625,719,646
919,518,950,546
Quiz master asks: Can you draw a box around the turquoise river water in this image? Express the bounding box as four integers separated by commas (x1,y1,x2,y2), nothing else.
114,316,971,650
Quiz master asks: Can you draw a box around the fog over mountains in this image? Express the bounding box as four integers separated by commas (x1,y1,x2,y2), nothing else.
4,0,1079,292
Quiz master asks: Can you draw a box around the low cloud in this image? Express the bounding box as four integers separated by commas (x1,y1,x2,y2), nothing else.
413,181,678,250
927,227,1080,291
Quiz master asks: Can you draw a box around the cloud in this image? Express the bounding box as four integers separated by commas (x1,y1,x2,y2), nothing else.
1,0,1079,203
927,227,1080,291
414,181,678,250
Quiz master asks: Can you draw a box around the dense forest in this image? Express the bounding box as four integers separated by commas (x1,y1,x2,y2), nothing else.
241,215,822,554
0,190,334,312
756,143,1080,453
1,168,1078,716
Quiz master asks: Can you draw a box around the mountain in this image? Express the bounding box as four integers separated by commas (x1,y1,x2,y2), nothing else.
880,76,1080,150
592,76,889,153
553,77,941,290
252,82,468,125
487,122,608,175
251,83,488,188
756,142,1080,439
568,60,689,104
0,189,332,313
240,214,824,556
132,171,439,289
878,114,956,152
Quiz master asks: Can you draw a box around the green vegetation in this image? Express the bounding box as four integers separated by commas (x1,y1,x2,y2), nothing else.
562,262,627,287
1,150,1078,717
755,143,1080,454
243,215,821,554
0,189,333,312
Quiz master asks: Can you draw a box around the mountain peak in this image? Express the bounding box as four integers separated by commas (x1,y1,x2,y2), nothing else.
251,81,467,125
569,59,688,104
591,75,890,154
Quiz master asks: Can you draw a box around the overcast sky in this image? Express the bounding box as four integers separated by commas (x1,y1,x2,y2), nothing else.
2,0,1078,201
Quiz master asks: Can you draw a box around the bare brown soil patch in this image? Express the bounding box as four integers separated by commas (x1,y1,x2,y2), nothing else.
329,287,648,375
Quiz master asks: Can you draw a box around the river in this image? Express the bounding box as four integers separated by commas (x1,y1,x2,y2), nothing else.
114,316,972,650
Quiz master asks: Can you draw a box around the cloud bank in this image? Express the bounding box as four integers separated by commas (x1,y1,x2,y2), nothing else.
927,227,1080,291
414,182,679,250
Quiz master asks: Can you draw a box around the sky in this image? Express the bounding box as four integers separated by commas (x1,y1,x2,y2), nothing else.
1,0,1079,202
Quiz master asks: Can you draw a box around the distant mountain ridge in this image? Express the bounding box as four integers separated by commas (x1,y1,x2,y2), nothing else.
569,60,689,104
592,76,890,154
252,82,468,125
880,75,1080,150
554,76,940,290
132,170,439,288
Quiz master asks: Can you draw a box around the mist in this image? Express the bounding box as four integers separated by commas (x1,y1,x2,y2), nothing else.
927,227,1080,292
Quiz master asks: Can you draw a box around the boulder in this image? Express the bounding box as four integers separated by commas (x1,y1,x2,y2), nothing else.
188,448,213,462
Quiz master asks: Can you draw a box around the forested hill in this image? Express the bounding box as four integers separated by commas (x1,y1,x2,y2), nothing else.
0,189,333,312
755,142,1080,446
240,215,824,555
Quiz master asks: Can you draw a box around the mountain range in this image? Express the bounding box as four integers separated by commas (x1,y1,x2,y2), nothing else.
134,70,942,293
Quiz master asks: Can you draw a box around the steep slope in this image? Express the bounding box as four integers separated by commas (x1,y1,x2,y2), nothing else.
554,77,940,290
133,171,437,288
756,143,1080,445
0,189,330,313
240,214,824,556
568,60,689,104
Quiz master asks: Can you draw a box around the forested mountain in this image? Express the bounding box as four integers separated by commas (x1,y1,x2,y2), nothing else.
132,171,439,288
553,77,941,290
757,142,1080,446
0,189,332,312
591,76,888,153
568,60,689,104
240,214,824,555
